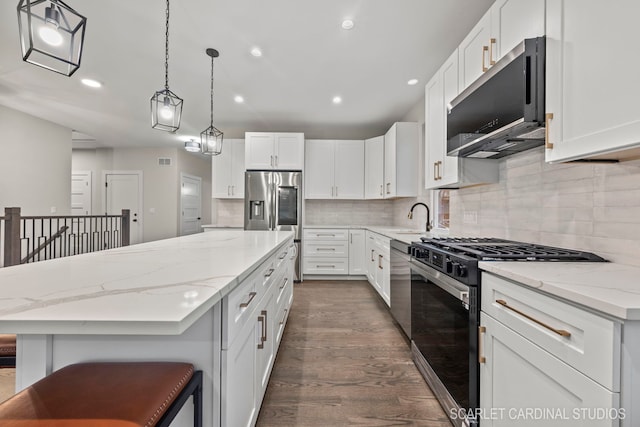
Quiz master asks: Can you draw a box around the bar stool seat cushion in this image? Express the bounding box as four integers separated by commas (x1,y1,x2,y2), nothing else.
0,362,195,427
0,335,16,356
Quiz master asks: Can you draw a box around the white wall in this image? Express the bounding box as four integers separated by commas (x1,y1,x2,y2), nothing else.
72,147,211,243
0,105,71,215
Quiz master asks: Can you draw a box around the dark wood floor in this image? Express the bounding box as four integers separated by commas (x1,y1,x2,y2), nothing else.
256,280,451,426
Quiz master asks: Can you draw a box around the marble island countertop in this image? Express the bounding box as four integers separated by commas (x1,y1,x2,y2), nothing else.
480,261,640,320
0,230,293,335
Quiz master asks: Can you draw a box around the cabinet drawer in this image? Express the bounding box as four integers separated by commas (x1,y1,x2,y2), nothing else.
303,241,348,258
303,258,348,275
303,229,348,241
222,272,258,350
481,272,621,391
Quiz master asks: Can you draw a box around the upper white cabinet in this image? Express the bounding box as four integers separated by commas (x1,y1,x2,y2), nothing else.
459,0,544,92
364,136,384,199
245,132,304,170
425,51,498,189
384,122,419,198
305,140,364,199
545,0,640,162
212,139,245,199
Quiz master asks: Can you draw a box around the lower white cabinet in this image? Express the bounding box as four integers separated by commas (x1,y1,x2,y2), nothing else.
480,272,621,427
348,229,366,275
365,230,390,306
221,238,294,427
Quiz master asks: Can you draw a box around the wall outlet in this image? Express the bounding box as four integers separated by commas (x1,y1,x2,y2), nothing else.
463,210,478,224
50,206,57,214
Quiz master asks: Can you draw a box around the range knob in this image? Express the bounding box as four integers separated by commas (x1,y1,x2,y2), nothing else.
445,260,454,274
455,264,467,278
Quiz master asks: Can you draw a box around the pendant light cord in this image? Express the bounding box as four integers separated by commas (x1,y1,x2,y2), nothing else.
164,0,170,90
210,55,215,126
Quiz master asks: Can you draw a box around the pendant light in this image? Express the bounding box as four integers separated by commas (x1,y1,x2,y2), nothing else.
17,0,87,76
200,48,223,156
150,0,183,132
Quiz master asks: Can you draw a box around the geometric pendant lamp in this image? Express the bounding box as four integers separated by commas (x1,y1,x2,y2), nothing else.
150,0,183,132
17,0,87,77
200,48,223,155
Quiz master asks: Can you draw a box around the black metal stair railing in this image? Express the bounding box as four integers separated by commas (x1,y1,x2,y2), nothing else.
1,207,130,267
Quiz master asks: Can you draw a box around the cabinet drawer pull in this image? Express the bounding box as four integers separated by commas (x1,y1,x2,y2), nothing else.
316,247,336,251
240,292,257,308
270,155,274,167
257,311,267,349
433,162,438,180
478,326,486,364
280,308,288,325
315,233,336,237
316,265,336,268
482,45,489,72
489,38,497,65
378,254,383,269
279,252,287,259
496,299,571,337
371,249,375,261
279,277,288,290
379,184,383,196
386,183,391,194
264,268,275,278
545,112,554,149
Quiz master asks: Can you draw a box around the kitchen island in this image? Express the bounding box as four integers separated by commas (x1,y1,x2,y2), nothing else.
0,229,295,427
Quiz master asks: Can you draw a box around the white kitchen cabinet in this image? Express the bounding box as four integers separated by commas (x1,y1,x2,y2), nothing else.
221,238,294,427
212,139,245,198
304,140,364,200
364,136,384,199
383,122,418,198
480,272,622,427
245,132,304,170
545,0,640,162
480,313,619,427
425,50,498,190
365,231,390,306
458,0,544,92
303,228,349,275
348,229,366,275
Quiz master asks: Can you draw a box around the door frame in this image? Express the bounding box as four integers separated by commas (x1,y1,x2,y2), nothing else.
102,170,144,243
71,170,93,215
179,172,202,236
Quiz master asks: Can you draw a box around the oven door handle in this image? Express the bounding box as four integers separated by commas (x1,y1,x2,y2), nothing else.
410,261,470,305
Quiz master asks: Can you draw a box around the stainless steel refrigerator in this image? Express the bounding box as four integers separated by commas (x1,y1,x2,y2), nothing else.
244,171,302,281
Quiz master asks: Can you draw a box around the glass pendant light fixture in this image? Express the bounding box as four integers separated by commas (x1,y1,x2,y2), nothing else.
17,0,87,76
184,139,201,153
200,48,223,156
150,0,183,132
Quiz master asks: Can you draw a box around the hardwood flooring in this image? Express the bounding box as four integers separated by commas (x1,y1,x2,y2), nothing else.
256,280,451,427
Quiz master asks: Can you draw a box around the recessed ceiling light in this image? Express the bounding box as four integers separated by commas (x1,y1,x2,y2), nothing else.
407,79,418,86
81,78,102,88
250,47,262,57
341,19,354,30
332,96,342,104
234,95,244,103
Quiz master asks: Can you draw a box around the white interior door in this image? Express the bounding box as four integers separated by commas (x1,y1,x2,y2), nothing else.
71,171,92,215
180,173,202,236
105,171,143,245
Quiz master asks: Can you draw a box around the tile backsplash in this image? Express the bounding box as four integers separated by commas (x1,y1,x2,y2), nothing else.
448,147,640,266
305,200,394,226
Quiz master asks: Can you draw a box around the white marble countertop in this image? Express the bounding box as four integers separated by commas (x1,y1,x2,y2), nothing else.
0,230,293,335
480,261,640,320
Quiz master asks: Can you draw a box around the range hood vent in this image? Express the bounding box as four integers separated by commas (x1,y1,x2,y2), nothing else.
447,37,545,159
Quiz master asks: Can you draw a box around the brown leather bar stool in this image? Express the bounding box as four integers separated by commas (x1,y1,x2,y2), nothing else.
0,334,16,368
0,362,203,427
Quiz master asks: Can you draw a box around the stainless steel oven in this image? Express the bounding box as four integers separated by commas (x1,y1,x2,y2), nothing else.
410,259,478,427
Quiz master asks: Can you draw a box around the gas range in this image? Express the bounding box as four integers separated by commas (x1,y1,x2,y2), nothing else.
410,237,606,286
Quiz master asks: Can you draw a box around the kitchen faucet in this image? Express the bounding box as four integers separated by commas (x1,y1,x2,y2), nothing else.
408,202,432,232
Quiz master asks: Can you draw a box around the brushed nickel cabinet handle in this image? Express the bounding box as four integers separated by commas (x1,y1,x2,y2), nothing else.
379,184,383,196
240,291,257,308
371,249,375,262
262,309,268,343
433,162,438,180
316,247,336,251
479,326,486,363
264,268,275,278
496,299,571,337
386,183,391,194
270,155,274,167
279,251,287,259
257,313,265,349
482,45,489,72
489,38,497,65
378,254,383,269
280,308,288,325
279,277,288,290
545,113,554,149
316,265,336,268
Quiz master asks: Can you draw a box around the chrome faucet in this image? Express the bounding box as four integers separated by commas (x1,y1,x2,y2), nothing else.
408,202,432,232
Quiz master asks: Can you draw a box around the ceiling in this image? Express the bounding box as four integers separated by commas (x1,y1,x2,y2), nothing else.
0,0,493,150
